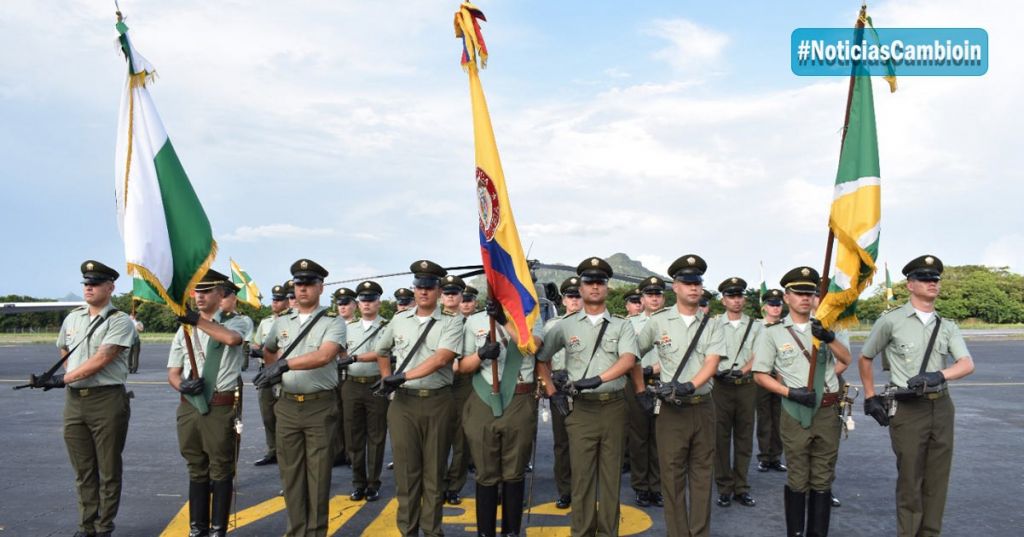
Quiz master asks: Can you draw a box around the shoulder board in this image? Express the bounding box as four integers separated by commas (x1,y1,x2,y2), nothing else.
613,314,626,320
379,319,390,326
347,318,359,325
765,320,782,327
326,310,338,318
221,312,236,320
879,307,899,318
442,310,456,317
284,308,294,315
651,307,671,316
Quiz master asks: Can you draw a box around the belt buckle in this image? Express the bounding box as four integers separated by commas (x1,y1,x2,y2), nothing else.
599,392,611,402
417,389,430,397
295,394,305,402
80,388,90,397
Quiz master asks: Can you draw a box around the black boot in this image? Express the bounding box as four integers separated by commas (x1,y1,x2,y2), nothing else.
501,480,525,536
806,489,832,537
209,478,233,537
188,480,210,537
784,485,806,537
475,483,499,537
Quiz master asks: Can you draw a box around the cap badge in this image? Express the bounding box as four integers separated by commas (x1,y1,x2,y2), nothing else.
300,260,309,269
590,258,599,266
731,277,738,283
571,278,578,284
801,268,810,276
925,256,934,265
420,261,428,269
687,257,695,265
86,262,94,270
363,282,371,288
650,277,657,283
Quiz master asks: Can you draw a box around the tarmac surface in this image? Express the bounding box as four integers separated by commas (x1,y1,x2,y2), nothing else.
0,339,1021,536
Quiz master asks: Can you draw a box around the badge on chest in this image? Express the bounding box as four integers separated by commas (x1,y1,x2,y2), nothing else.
567,335,582,352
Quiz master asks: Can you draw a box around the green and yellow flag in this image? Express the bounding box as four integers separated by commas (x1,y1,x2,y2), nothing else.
815,7,892,330
230,258,262,308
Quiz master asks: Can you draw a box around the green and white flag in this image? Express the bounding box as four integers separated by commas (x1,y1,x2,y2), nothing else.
114,20,216,315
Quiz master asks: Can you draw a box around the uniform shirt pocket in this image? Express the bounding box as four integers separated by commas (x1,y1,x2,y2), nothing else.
601,337,619,355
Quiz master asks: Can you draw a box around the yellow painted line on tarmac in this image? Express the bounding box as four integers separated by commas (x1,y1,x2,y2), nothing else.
327,495,369,535
361,498,400,536
159,495,287,536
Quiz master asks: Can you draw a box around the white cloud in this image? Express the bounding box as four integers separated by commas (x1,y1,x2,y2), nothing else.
646,18,730,73
222,224,336,242
982,235,1024,272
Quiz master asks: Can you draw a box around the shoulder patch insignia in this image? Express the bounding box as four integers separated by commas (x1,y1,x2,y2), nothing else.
326,310,338,317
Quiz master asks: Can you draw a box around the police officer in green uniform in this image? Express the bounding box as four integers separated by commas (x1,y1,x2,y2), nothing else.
755,288,787,473
713,277,761,509
440,274,472,504
34,261,135,537
626,276,665,508
460,285,481,317
167,269,248,537
332,287,358,467
253,259,346,537
636,255,724,537
367,260,464,537
538,257,644,537
460,298,543,537
394,287,414,312
624,286,643,316
543,276,582,509
340,280,389,502
859,255,974,537
219,283,254,371
251,283,290,467
753,266,851,537
285,279,297,309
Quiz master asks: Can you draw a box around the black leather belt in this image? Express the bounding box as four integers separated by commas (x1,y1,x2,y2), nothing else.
69,384,123,397
282,389,334,402
349,375,381,384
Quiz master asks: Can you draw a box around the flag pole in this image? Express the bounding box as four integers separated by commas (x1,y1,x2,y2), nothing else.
811,4,868,388
487,285,500,397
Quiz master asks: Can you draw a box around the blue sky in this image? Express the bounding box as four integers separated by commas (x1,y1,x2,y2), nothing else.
2,0,1021,300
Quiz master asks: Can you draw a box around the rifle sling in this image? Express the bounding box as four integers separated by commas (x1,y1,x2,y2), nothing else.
50,308,120,377
918,318,942,376
578,317,610,379
346,322,386,357
394,318,438,375
669,314,711,384
727,317,756,370
278,308,330,362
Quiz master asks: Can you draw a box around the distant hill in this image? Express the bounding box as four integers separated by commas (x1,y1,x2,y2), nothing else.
468,252,663,295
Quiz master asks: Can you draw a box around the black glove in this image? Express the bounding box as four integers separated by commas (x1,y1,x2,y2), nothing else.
478,341,501,362
636,390,657,415
573,376,603,391
727,368,745,379
810,319,835,344
657,381,695,401
907,371,945,391
864,395,889,426
337,355,356,368
249,347,264,359
252,359,289,389
787,387,817,407
178,377,205,395
642,366,655,381
486,299,507,326
32,373,66,391
371,372,407,396
176,308,200,326
550,392,571,417
550,370,571,391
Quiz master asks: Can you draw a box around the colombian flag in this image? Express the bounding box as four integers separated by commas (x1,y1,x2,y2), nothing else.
455,2,539,353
